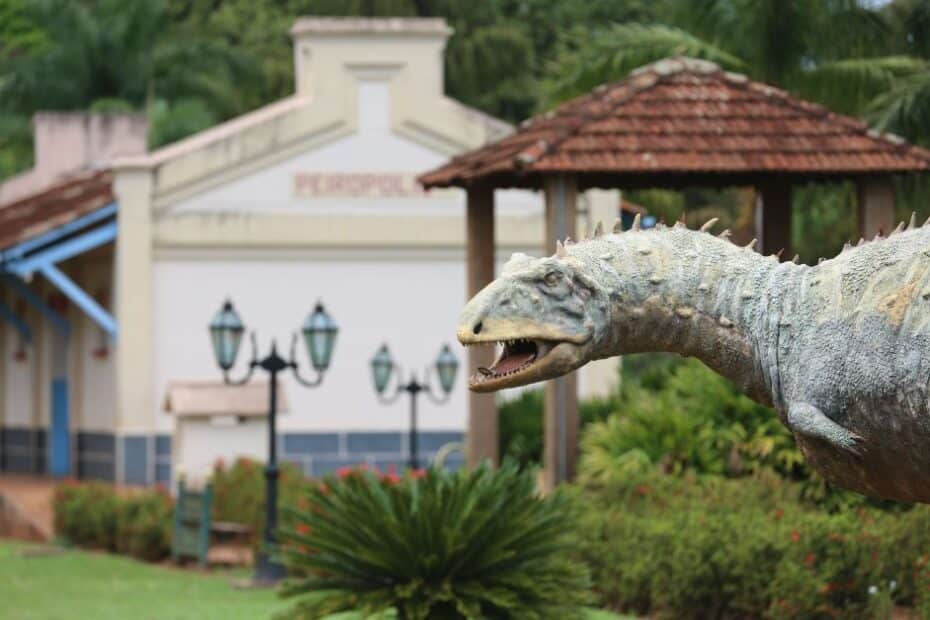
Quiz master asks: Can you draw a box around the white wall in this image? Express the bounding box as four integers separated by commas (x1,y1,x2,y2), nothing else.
154,254,479,433
3,318,35,427
76,260,116,432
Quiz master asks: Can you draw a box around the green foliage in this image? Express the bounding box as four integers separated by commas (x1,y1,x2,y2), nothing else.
53,480,120,550
576,354,900,512
279,462,592,620
115,488,173,561
498,380,618,468
579,356,802,482
209,456,306,551
53,481,172,561
576,470,930,619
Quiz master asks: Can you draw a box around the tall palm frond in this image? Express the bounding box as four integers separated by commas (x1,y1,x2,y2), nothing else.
542,23,746,108
798,56,928,116
869,68,930,142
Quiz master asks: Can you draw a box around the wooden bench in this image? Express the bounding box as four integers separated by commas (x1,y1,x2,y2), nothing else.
171,480,255,567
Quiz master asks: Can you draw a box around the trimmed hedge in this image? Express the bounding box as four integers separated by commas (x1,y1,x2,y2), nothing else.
53,481,172,561
576,470,930,619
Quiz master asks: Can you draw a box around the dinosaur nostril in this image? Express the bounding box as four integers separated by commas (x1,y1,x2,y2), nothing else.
473,321,483,335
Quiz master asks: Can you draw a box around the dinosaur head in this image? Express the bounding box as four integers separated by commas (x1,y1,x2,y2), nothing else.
457,250,611,392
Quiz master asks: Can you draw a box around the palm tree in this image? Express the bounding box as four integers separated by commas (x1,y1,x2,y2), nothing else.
0,0,262,174
541,0,929,142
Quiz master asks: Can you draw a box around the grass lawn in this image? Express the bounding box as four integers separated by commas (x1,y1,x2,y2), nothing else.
0,541,633,620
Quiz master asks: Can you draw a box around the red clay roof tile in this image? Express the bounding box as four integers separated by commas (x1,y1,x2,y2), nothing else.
0,171,113,251
420,57,930,189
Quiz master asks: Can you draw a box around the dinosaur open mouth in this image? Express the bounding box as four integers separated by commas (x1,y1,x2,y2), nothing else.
470,339,553,387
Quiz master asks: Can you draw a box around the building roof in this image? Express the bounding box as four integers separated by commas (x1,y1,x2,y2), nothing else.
163,381,289,417
0,170,113,251
419,57,930,190
290,17,452,37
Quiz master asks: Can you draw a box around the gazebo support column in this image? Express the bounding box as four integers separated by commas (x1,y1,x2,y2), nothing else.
857,176,895,240
465,183,498,467
755,181,792,257
543,174,579,489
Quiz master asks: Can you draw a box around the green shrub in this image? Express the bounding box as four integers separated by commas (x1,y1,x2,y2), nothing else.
53,481,173,561
576,470,927,619
279,462,592,620
498,387,618,468
210,456,306,550
53,480,119,550
115,488,173,561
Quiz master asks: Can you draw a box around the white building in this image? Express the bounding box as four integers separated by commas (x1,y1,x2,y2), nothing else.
0,17,618,485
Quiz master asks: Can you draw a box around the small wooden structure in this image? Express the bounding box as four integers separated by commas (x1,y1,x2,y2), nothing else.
419,57,930,489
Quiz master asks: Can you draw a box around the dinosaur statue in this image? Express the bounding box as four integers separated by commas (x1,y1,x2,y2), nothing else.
457,214,930,502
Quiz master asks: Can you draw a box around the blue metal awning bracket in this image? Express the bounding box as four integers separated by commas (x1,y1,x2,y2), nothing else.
40,264,117,338
1,274,70,337
0,203,117,262
0,298,31,342
6,220,117,278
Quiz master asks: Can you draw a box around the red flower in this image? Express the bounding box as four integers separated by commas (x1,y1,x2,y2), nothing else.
336,466,357,480
791,530,801,543
805,552,817,567
296,523,311,535
408,468,428,480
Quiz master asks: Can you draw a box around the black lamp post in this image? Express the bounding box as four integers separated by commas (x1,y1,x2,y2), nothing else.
209,299,338,584
370,343,459,469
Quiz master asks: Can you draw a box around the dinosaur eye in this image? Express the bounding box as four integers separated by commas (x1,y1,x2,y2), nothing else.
544,272,561,287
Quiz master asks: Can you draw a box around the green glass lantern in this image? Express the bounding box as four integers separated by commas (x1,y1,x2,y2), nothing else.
303,302,338,371
209,300,244,371
434,344,458,394
370,344,394,394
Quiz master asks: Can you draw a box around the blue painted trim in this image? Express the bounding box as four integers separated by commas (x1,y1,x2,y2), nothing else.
50,378,70,478
2,275,70,337
6,221,117,277
41,264,117,337
0,299,31,342
0,203,117,261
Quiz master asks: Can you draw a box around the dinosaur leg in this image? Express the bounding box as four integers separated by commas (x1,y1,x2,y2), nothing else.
787,402,864,456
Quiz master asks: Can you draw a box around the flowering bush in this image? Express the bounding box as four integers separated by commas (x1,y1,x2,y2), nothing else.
279,462,592,620
576,469,930,619
53,480,120,550
53,481,173,560
210,456,306,551
115,487,173,561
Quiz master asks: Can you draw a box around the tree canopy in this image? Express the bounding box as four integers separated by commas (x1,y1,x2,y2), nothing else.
1,0,929,261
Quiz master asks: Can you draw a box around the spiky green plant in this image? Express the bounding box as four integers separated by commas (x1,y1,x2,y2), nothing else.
277,463,592,620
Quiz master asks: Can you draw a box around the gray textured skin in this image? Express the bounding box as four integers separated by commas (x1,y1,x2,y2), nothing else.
457,218,930,502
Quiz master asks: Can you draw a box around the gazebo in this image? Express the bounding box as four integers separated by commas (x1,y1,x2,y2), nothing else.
419,57,930,488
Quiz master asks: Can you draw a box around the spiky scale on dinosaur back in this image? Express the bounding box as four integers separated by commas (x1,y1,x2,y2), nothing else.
457,215,930,502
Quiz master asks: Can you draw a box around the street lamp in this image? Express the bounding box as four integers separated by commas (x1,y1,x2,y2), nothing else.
208,299,338,584
370,343,459,469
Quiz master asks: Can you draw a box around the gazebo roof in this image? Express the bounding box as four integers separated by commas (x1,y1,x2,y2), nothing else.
419,57,930,190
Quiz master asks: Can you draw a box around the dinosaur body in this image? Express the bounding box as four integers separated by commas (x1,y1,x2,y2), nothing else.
457,217,930,502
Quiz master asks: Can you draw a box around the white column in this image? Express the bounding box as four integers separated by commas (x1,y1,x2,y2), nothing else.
112,161,155,484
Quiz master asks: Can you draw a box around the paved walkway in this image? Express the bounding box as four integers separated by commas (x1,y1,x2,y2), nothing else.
0,475,55,541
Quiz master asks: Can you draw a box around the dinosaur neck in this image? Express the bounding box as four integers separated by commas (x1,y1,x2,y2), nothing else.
589,227,785,401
